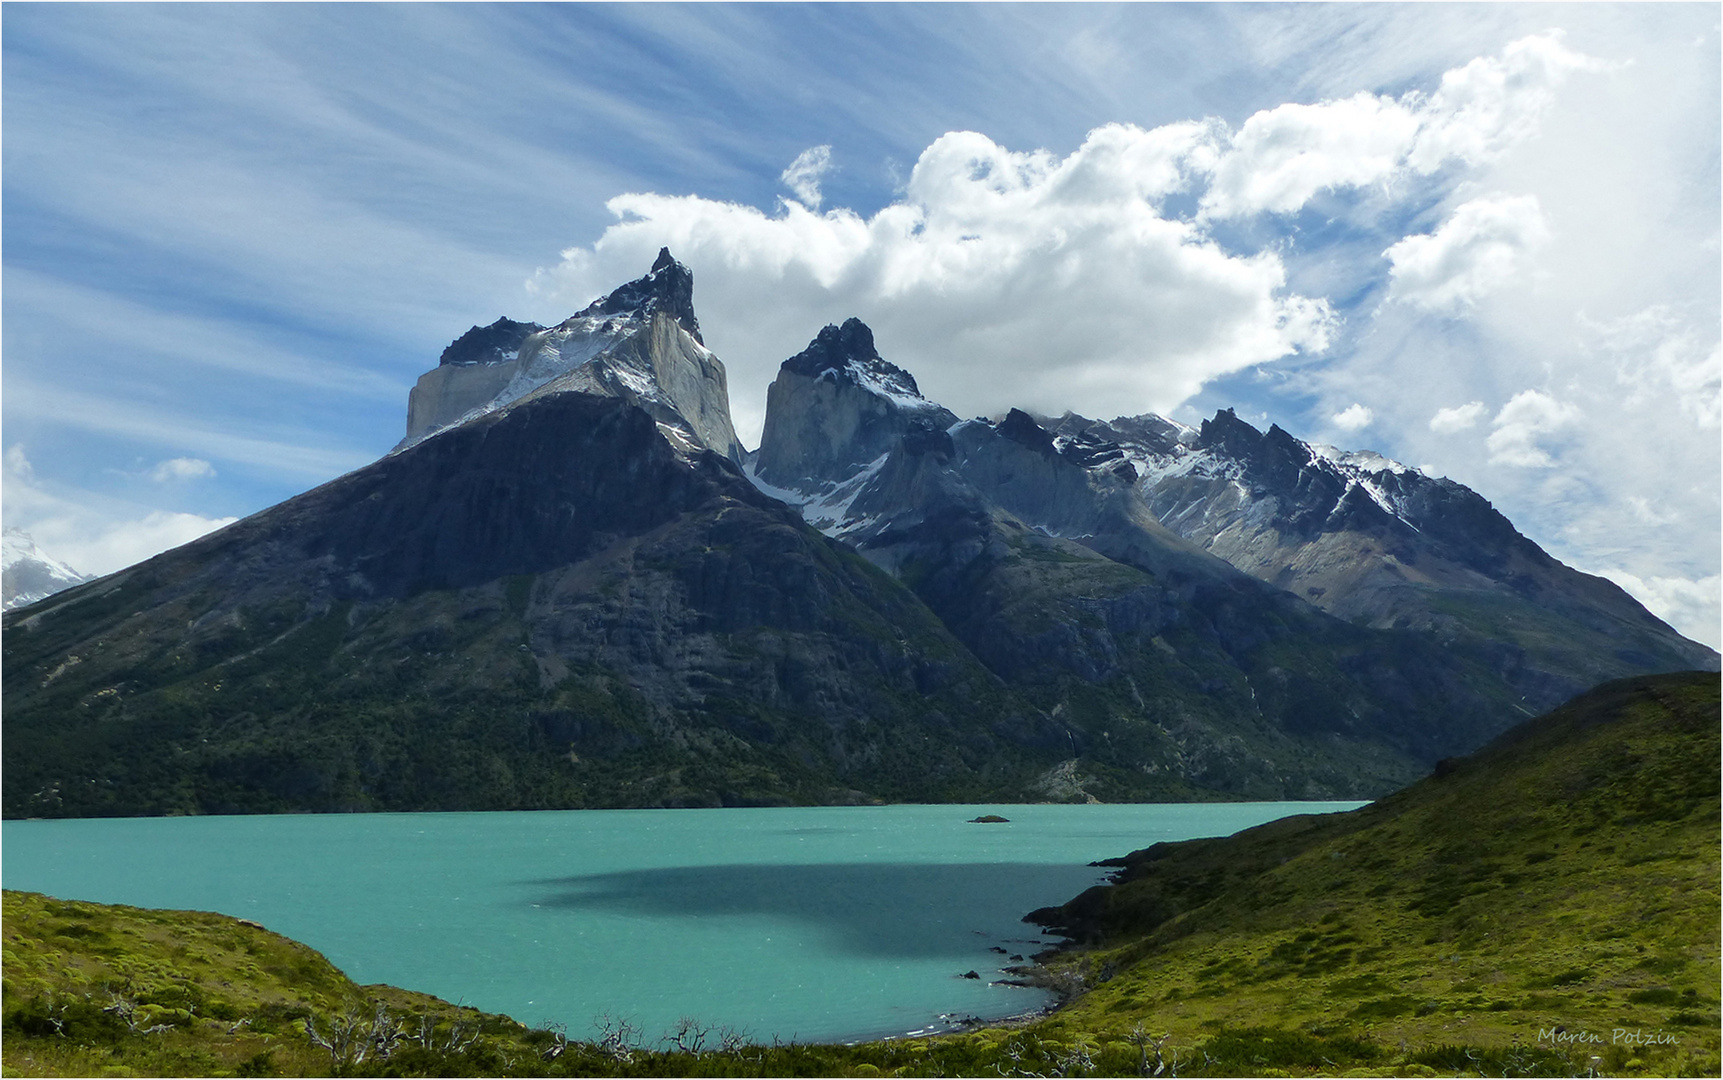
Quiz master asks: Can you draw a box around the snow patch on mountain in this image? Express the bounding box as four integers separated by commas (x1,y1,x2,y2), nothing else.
829,358,940,412
1308,443,1415,476
744,453,888,539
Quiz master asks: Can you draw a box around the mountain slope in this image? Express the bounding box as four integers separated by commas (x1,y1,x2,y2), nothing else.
3,257,1098,817
749,322,1542,799
3,387,1082,817
1023,669,1720,1077
1044,408,1718,709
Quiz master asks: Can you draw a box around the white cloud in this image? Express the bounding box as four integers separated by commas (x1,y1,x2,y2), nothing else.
1384,193,1550,312
5,445,36,483
1599,569,1722,651
1332,403,1374,430
535,123,1332,444
64,512,238,578
1486,389,1581,467
149,457,217,483
780,145,833,209
1205,92,1421,217
1584,306,1722,430
3,445,237,577
1202,32,1605,218
1404,30,1613,172
1429,400,1488,433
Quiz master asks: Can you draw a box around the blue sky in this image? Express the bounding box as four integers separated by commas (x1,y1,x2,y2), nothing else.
4,4,1718,647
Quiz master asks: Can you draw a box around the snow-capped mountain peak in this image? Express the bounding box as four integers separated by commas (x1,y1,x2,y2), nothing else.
782,318,938,411
752,318,958,490
573,247,703,344
397,250,742,463
3,527,91,610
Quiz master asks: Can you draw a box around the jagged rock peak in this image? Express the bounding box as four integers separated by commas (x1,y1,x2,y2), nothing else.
995,409,1057,455
576,247,703,343
439,317,546,367
782,318,929,405
1196,407,1264,455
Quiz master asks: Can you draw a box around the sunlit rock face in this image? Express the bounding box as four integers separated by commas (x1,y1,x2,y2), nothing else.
401,248,743,464
752,318,958,492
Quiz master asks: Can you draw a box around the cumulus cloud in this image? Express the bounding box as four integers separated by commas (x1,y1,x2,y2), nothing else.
1429,400,1488,433
1332,403,1374,430
1202,32,1605,218
1600,569,1721,651
148,457,217,482
1486,389,1581,467
535,123,1333,442
780,145,833,209
1584,306,1721,429
1384,193,1550,312
1205,92,1420,217
3,444,237,576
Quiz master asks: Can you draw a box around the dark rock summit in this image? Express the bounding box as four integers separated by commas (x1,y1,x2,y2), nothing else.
781,318,923,401
753,319,957,489
438,317,545,367
582,247,704,344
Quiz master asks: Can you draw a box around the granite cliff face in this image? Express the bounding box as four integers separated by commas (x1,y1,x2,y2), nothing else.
753,318,958,493
402,249,742,463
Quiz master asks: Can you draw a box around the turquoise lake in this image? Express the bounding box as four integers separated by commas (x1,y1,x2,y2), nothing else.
1,802,1363,1043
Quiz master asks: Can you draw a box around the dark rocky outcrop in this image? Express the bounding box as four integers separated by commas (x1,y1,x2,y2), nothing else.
585,247,704,344
1111,409,1719,709
438,317,545,367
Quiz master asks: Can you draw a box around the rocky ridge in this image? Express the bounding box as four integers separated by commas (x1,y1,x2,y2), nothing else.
1034,408,1718,710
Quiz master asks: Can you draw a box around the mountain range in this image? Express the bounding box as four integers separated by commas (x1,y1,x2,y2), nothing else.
3,251,1713,817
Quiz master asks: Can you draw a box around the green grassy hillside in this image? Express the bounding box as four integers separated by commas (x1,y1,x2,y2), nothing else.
1024,670,1721,1076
